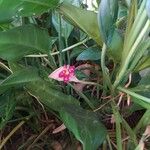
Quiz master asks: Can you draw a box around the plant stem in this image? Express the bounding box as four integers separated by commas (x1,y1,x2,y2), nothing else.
0,119,28,149
58,14,63,66
65,38,70,64
111,101,122,150
101,43,112,90
68,83,95,110
26,38,90,57
107,135,113,150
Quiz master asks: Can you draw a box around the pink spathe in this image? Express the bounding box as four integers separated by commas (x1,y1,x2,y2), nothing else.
49,65,80,83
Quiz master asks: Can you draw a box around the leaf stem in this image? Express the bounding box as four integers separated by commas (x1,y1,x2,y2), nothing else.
101,43,112,90
26,38,90,57
58,14,63,66
68,83,95,110
0,62,13,73
111,101,122,150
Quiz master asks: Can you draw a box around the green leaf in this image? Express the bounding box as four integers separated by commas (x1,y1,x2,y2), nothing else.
131,96,150,109
108,29,123,61
70,47,84,59
26,80,79,111
121,0,147,64
52,11,73,39
59,2,102,45
0,0,59,23
118,86,150,109
124,0,138,44
134,55,150,71
129,38,150,71
75,70,89,80
0,0,22,23
0,93,16,129
19,0,59,17
60,105,107,150
0,68,40,86
0,68,40,94
119,74,150,109
26,80,107,149
60,0,82,6
131,74,150,98
98,0,123,61
146,0,150,19
76,47,101,61
59,2,123,62
98,0,118,44
0,25,49,60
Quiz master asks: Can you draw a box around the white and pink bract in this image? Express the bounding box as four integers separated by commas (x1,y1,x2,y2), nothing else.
48,65,80,83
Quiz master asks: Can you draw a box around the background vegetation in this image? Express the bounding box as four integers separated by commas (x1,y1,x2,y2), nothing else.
0,0,150,149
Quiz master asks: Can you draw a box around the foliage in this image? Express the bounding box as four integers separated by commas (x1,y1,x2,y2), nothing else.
0,0,150,149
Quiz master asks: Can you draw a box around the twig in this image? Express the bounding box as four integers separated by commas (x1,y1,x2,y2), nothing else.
0,120,28,149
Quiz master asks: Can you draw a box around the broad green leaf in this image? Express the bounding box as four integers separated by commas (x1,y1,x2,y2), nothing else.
0,25,49,60
98,0,123,61
0,93,16,129
60,0,82,6
70,47,84,59
0,0,22,23
0,0,59,23
19,0,59,17
98,0,118,44
59,2,103,45
76,47,101,61
59,2,123,62
108,29,123,61
0,68,40,95
0,68,40,86
60,105,107,150
52,11,73,39
26,80,107,149
26,80,79,111
146,0,150,19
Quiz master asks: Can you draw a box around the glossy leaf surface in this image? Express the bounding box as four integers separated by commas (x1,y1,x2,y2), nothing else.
0,25,49,60
26,80,107,150
146,0,150,19
98,0,118,44
0,0,59,23
76,47,101,61
59,2,102,45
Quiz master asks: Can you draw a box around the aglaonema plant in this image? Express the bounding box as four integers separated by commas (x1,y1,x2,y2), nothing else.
0,0,150,149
